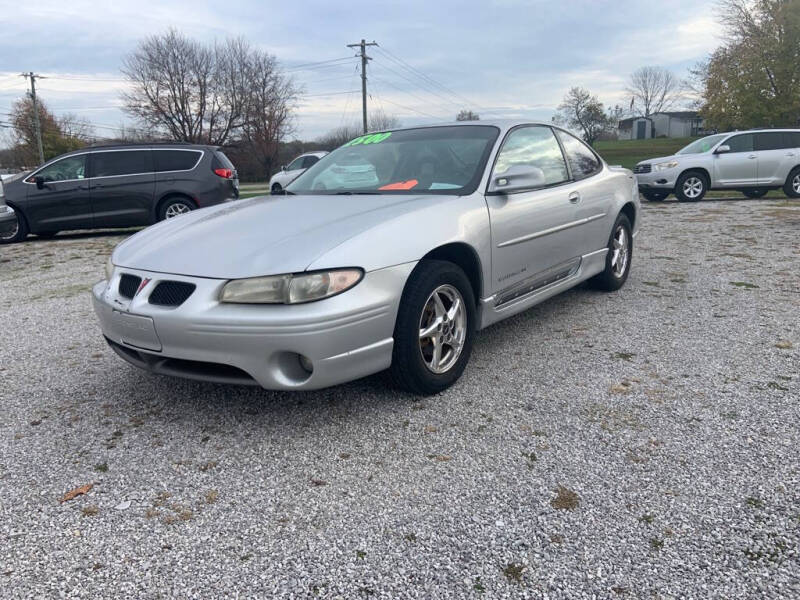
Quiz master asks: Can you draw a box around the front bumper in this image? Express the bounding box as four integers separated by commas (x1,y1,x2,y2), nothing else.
0,205,16,234
636,168,678,191
92,262,415,390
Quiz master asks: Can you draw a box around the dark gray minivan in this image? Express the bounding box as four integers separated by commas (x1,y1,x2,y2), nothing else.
0,143,239,243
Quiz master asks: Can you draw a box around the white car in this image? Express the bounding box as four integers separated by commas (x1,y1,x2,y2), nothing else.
268,152,327,193
635,129,800,201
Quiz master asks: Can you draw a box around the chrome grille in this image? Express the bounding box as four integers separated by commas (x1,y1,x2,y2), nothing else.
633,164,652,174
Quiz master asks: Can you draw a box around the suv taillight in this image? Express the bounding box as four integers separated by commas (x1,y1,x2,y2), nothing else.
214,168,233,179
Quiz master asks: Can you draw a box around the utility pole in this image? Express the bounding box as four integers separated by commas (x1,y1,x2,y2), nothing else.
346,39,377,134
21,72,45,165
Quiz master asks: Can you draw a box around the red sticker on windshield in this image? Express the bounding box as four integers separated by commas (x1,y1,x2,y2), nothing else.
379,179,418,190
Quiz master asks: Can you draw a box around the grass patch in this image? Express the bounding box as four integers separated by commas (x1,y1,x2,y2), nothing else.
729,281,759,289
551,485,580,510
501,563,525,583
594,137,695,170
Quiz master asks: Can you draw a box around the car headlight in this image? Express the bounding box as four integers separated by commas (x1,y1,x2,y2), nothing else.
654,160,679,171
220,269,363,304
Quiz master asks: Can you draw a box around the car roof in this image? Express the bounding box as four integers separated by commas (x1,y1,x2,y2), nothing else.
52,143,215,160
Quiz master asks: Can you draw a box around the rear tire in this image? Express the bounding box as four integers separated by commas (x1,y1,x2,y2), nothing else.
390,260,476,395
675,171,708,202
642,190,668,202
158,197,196,221
271,183,282,194
784,167,800,198
0,207,28,244
742,189,768,199
590,213,632,292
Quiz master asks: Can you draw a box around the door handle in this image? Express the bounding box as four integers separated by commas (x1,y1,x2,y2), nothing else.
568,192,581,204
79,185,90,190
748,154,757,159
787,153,796,157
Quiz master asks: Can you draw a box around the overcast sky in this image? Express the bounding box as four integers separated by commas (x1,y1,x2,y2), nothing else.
0,0,722,141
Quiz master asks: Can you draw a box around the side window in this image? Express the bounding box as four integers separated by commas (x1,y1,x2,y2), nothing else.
92,151,151,177
153,150,202,172
35,155,86,182
783,132,800,149
286,157,305,171
754,132,786,151
492,126,568,187
555,130,602,180
302,155,320,168
725,134,754,153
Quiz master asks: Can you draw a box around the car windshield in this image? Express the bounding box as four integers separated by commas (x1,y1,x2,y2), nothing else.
677,134,727,155
287,125,500,195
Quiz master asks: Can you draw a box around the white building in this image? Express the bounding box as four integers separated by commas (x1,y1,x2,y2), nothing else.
618,111,705,140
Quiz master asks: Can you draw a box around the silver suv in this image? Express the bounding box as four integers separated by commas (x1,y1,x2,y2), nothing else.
635,129,800,201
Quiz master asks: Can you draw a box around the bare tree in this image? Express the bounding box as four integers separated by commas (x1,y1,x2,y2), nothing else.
367,108,401,132
456,109,480,121
552,87,612,146
626,66,684,117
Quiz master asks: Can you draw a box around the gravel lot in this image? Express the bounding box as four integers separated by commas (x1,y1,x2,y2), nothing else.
1,198,798,599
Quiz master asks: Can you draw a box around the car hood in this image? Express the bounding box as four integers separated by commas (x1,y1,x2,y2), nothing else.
113,193,443,278
638,154,679,165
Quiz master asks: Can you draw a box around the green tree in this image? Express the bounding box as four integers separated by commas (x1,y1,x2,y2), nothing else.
700,0,800,129
552,87,612,146
10,97,89,166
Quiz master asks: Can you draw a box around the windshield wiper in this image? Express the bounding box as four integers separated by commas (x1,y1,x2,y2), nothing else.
272,189,295,195
333,191,382,195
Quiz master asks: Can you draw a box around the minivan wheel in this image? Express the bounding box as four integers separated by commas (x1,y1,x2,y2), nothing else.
0,208,28,244
390,260,476,395
590,213,632,292
271,183,282,194
159,197,197,221
675,171,707,202
742,188,768,199
784,167,800,198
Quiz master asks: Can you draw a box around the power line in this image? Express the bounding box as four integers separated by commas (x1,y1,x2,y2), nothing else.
371,57,463,114
285,57,354,72
370,73,455,119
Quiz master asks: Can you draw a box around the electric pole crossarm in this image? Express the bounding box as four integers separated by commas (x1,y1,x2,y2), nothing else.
346,39,378,134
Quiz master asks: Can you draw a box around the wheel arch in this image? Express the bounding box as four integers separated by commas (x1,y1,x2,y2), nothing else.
677,167,711,188
419,242,484,304
619,201,637,231
154,192,196,221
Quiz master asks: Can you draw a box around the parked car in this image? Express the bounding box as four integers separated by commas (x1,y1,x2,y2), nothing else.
0,178,17,237
635,129,800,202
93,122,639,395
268,151,327,193
0,144,239,243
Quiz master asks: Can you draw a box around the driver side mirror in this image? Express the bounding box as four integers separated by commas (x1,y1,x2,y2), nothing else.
281,165,287,172
488,165,546,194
35,176,47,190
715,144,731,155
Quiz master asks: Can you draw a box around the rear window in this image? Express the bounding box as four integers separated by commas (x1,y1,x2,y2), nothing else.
92,150,152,177
555,130,602,180
212,150,235,170
154,150,202,172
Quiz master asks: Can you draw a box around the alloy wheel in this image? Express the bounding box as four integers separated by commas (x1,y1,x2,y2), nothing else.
682,176,704,199
164,202,192,219
794,174,800,194
0,211,18,241
418,284,467,374
611,225,629,278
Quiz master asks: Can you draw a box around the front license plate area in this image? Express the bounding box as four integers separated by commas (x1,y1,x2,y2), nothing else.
112,310,162,351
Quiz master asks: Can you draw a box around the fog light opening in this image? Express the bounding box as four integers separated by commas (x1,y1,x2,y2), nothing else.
298,354,314,375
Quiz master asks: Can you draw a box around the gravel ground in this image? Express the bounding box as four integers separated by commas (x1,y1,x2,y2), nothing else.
1,198,798,599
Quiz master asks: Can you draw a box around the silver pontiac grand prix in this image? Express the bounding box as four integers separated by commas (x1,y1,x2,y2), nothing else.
93,122,640,395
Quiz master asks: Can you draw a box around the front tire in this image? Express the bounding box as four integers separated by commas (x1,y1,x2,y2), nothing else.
642,190,668,202
0,208,28,244
390,260,476,395
591,213,632,292
675,171,708,202
784,167,800,198
158,197,196,221
742,188,768,199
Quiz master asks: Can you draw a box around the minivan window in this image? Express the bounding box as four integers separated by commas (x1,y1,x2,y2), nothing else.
725,134,754,153
754,132,786,151
34,155,86,182
493,126,568,187
555,130,602,180
154,150,202,172
92,150,152,177
784,132,800,149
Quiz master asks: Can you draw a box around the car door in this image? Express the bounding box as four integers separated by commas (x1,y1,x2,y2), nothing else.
486,125,580,298
280,155,308,186
554,129,615,257
754,132,797,186
23,154,93,231
713,133,756,187
89,150,155,227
